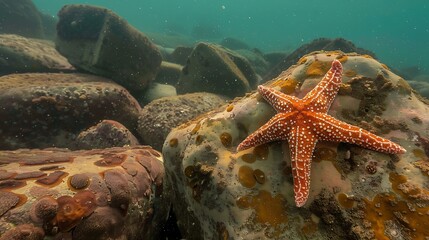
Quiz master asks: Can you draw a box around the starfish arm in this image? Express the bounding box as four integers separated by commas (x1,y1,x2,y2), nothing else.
258,85,299,113
287,126,317,207
310,112,406,154
303,59,343,113
237,112,295,151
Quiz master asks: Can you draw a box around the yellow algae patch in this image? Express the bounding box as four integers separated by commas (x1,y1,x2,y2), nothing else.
381,63,390,70
241,153,256,163
169,138,178,147
219,132,232,148
336,55,348,63
306,60,331,77
362,54,374,59
238,166,256,188
363,193,429,240
337,193,355,209
253,145,269,160
253,169,266,184
414,160,429,176
390,172,429,201
298,57,307,64
236,190,288,226
190,122,201,135
412,148,426,160
270,78,298,95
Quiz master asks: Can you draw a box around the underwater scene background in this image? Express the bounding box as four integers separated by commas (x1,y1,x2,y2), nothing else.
1,0,429,239
33,0,429,74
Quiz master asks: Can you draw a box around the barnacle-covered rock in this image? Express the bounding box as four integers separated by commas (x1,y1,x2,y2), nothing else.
0,146,167,239
0,34,74,76
163,51,429,239
0,73,141,150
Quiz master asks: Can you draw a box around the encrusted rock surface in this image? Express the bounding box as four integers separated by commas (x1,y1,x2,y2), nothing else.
75,120,140,150
56,4,162,94
163,51,429,239
0,73,141,150
177,42,259,98
0,0,44,38
264,38,376,81
138,92,227,151
0,34,74,76
0,146,167,240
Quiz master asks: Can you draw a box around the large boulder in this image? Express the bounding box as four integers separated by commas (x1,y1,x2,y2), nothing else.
0,73,141,149
56,5,162,94
264,38,376,81
0,34,74,76
177,42,259,98
0,0,44,38
162,51,428,239
0,146,167,240
138,92,227,151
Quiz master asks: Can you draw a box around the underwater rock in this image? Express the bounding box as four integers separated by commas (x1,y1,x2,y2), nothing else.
163,51,429,239
75,120,140,150
0,0,44,39
140,82,177,105
235,49,270,76
170,46,194,65
264,38,376,81
0,146,167,240
154,61,183,85
0,34,74,76
138,92,227,151
56,5,162,94
177,42,259,98
0,73,141,150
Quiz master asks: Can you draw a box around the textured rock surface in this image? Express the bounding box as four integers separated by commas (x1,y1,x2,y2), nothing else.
75,120,140,150
177,42,258,98
0,73,141,150
154,61,183,85
163,51,429,239
0,34,74,76
0,146,167,240
264,38,376,81
140,82,177,105
138,92,227,151
56,4,162,93
0,0,44,38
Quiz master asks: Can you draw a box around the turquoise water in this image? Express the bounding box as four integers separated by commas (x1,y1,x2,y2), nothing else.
34,0,429,74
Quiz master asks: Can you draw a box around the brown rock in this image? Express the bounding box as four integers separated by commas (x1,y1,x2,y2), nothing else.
177,42,258,98
0,146,168,240
138,92,227,151
75,120,140,150
0,73,141,149
56,5,162,94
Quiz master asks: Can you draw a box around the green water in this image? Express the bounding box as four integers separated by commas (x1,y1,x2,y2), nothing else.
33,0,429,75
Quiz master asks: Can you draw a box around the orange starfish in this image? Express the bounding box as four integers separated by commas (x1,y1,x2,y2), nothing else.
237,59,406,207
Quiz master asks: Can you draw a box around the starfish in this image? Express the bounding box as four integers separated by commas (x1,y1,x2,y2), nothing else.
237,59,406,207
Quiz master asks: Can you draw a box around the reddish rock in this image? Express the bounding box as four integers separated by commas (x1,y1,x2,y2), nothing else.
0,146,167,239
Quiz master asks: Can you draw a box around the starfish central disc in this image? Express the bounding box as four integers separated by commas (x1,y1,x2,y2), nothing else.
237,59,406,207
